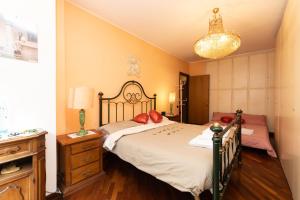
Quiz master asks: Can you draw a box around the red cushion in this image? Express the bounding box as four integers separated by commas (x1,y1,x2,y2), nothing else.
212,112,235,121
220,116,234,124
149,110,163,123
133,113,149,124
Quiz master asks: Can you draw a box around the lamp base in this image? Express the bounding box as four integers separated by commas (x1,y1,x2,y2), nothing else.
76,129,88,136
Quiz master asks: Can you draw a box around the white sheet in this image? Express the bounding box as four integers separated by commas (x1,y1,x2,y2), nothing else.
242,128,254,135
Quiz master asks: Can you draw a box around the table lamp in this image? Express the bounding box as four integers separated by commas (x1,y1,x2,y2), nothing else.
169,92,176,116
68,86,93,136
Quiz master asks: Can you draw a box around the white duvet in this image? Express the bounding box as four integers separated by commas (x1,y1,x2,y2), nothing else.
103,117,175,150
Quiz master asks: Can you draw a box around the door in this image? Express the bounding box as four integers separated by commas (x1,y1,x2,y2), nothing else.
188,75,210,125
179,72,189,123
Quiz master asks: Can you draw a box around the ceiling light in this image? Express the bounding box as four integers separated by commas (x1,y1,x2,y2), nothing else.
194,8,241,59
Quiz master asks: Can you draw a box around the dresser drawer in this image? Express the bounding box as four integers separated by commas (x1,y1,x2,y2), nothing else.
71,162,99,184
71,148,99,169
71,139,100,154
0,141,31,163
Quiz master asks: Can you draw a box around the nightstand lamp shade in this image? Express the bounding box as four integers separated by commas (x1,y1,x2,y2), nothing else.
68,87,93,136
169,92,176,116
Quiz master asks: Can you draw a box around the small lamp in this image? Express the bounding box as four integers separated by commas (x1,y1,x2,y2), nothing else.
169,92,176,116
68,86,93,136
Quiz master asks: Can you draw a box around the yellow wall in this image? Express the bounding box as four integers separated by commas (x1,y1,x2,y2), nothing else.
189,50,275,131
275,0,300,199
57,1,188,134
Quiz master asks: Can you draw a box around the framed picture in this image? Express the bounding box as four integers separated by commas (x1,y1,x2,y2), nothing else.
0,9,38,63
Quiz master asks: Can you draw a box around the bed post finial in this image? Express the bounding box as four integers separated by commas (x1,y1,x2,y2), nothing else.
153,93,157,110
98,92,104,127
236,109,243,165
210,123,223,200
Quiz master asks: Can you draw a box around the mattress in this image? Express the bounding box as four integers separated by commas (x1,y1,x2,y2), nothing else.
210,112,277,157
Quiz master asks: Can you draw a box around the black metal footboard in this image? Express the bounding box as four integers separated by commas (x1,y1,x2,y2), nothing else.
210,109,243,200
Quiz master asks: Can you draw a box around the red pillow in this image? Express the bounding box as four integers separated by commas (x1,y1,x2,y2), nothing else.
149,110,163,123
133,113,149,124
221,116,234,124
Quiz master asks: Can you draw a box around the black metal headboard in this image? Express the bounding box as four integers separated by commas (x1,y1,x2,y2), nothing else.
98,80,156,126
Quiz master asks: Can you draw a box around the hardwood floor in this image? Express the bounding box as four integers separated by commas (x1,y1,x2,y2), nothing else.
64,147,292,200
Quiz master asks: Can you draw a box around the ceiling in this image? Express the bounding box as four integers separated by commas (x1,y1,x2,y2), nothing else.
69,0,287,62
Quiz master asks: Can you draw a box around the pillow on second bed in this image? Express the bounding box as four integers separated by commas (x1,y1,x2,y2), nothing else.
220,116,234,124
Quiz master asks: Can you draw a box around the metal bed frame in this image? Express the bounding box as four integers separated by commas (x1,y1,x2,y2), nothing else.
98,80,242,200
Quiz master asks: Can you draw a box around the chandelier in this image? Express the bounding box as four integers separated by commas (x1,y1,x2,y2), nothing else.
194,8,241,59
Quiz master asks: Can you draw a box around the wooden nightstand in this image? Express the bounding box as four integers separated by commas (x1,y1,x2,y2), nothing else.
56,130,105,197
166,115,180,122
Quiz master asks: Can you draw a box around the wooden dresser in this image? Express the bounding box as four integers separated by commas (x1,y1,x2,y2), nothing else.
0,132,46,200
57,130,104,197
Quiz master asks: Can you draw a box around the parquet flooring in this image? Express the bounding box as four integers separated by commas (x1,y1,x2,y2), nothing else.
64,147,292,200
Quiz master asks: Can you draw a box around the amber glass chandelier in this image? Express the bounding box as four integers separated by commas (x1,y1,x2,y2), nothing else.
194,8,241,59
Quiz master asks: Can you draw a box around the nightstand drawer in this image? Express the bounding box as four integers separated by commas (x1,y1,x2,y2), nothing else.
71,161,99,184
71,139,100,154
71,148,99,169
0,141,31,163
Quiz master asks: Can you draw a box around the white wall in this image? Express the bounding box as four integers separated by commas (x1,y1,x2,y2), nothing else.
0,0,56,193
275,0,300,199
189,50,275,131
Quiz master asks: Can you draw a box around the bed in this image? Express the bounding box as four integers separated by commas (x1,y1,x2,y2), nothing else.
98,80,243,200
208,112,277,158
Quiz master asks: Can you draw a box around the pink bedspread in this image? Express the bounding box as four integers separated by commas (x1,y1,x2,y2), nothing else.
208,112,277,158
241,124,277,157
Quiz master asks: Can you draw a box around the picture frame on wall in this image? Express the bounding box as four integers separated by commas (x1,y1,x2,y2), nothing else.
0,9,38,63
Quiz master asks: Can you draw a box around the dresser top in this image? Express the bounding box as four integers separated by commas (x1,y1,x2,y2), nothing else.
0,131,47,145
57,129,104,146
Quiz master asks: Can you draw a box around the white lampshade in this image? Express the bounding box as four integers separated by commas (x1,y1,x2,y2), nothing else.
68,87,93,109
169,92,176,103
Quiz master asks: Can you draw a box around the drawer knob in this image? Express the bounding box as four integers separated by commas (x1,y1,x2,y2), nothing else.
84,157,90,162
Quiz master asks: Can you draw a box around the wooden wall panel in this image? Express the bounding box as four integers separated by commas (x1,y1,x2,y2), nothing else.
249,54,267,88
233,57,248,89
218,59,232,89
232,90,248,112
249,89,266,115
205,61,218,89
218,90,232,112
209,90,218,119
190,50,275,131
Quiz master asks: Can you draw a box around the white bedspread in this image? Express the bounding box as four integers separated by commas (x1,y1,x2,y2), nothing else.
103,118,175,150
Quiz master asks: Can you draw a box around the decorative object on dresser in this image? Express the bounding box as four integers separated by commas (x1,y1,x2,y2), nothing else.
56,130,104,197
0,131,46,200
68,87,93,136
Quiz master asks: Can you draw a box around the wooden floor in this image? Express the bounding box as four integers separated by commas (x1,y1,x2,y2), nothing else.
64,147,292,200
